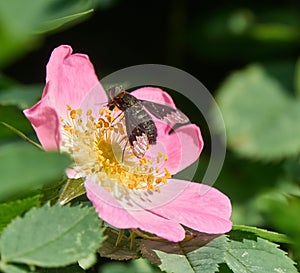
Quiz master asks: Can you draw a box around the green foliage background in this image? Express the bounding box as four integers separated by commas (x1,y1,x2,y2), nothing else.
1,0,300,272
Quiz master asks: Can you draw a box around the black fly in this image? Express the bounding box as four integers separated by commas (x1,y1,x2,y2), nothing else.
107,86,189,158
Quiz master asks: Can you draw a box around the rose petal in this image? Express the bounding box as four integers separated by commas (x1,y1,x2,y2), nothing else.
45,45,106,117
148,122,203,174
131,87,176,107
131,87,203,172
24,45,108,150
23,90,61,150
162,124,203,173
85,178,186,242
131,87,179,132
148,179,232,234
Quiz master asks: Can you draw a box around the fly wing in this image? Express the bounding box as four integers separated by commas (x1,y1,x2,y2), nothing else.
141,100,189,124
124,107,150,158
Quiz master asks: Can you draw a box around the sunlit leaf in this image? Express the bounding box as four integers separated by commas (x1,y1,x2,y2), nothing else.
0,205,105,267
225,238,298,273
232,225,291,244
217,65,300,160
153,236,228,273
58,178,86,205
139,231,225,273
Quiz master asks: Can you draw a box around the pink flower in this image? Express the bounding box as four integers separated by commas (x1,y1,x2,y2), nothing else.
24,45,232,242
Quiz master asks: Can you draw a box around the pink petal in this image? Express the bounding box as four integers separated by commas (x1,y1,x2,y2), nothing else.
23,90,61,150
44,45,106,117
24,45,108,150
131,87,176,107
149,179,232,234
85,177,231,241
85,178,186,242
147,122,203,174
131,87,179,131
130,87,203,172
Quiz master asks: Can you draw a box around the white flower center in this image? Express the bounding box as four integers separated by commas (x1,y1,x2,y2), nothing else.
60,105,171,191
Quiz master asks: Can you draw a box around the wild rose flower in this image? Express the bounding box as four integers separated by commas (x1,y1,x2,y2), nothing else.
24,45,232,242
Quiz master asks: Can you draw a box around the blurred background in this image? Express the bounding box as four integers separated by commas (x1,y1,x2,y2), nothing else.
1,0,300,271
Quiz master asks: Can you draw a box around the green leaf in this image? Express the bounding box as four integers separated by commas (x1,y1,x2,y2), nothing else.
101,259,161,273
158,236,228,273
40,179,66,205
225,237,298,273
78,253,97,270
0,142,71,201
1,122,42,149
0,262,28,273
0,84,42,109
58,178,86,205
295,56,300,96
36,9,94,33
217,64,300,160
36,264,85,273
0,106,34,141
140,233,227,273
0,0,100,67
232,225,291,244
0,195,41,234
0,205,105,267
259,195,300,248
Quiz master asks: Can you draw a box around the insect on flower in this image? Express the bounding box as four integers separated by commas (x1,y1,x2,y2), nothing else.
107,86,190,158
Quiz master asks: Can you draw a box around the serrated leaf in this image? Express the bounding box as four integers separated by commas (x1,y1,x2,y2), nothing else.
225,237,298,273
156,236,228,273
232,225,291,244
140,232,227,273
0,205,105,267
0,142,71,201
0,195,40,234
217,65,300,160
58,178,86,205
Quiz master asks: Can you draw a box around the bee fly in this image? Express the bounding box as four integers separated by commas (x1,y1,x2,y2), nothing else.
107,86,189,158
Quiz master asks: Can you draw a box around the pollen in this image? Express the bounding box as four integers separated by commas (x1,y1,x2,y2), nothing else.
61,105,171,191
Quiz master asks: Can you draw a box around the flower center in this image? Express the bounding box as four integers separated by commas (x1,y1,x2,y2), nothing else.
61,105,171,191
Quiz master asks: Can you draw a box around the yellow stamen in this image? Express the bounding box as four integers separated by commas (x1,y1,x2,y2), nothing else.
61,105,171,191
